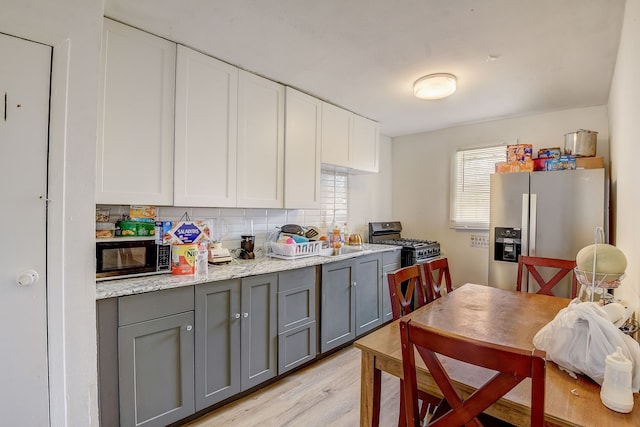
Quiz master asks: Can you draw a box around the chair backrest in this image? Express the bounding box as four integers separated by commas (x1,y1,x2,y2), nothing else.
386,265,428,320
516,255,578,298
399,318,546,427
420,258,452,301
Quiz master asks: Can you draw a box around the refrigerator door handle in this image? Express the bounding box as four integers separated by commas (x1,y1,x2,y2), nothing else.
521,193,529,256
529,193,537,256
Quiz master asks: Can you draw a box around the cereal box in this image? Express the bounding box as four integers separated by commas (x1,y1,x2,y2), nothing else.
506,144,533,162
545,155,576,171
537,147,562,159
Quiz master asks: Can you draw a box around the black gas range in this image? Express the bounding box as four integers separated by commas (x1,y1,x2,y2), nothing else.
368,221,441,267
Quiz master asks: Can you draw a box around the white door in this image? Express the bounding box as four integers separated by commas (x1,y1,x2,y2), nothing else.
0,33,51,425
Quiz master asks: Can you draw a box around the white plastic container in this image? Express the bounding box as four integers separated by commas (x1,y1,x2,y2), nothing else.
600,347,634,413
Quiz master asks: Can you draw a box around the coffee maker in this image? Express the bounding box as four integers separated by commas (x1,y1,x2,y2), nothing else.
239,235,255,259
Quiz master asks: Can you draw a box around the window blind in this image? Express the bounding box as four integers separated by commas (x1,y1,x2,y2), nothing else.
450,145,506,229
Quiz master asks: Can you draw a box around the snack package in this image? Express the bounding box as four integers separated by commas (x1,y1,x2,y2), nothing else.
162,220,211,244
129,205,156,222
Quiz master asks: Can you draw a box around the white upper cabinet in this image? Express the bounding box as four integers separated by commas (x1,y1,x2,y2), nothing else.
321,102,351,169
174,45,238,207
284,88,322,209
351,114,379,173
236,70,285,208
321,101,379,173
96,19,176,205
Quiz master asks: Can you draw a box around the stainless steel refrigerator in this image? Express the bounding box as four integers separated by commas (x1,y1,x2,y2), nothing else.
488,168,605,297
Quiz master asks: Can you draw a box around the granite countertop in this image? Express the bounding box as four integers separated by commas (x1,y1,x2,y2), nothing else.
96,243,400,300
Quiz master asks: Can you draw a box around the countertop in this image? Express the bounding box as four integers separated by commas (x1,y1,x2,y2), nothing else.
96,243,400,300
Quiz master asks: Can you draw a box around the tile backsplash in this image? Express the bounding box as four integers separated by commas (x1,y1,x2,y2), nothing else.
98,169,348,250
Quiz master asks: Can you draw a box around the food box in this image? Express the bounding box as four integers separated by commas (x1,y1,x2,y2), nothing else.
576,156,604,169
119,220,156,236
545,155,576,171
533,157,550,171
155,221,173,244
129,205,156,222
506,144,533,162
162,220,210,244
537,147,562,158
495,159,534,173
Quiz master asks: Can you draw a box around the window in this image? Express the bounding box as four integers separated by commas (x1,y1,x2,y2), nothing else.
320,169,348,230
450,145,506,229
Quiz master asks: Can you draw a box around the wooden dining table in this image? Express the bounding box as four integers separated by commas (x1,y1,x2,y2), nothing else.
354,283,640,426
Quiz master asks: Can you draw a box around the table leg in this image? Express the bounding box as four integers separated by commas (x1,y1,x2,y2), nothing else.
360,350,381,427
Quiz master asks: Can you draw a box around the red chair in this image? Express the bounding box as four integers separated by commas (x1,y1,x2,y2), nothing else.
386,266,438,426
420,258,453,301
516,255,578,298
400,318,546,426
387,265,428,318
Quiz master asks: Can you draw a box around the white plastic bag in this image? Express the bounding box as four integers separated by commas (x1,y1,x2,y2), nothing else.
533,300,640,392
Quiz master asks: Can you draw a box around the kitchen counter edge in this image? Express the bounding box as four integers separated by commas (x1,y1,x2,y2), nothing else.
96,244,400,300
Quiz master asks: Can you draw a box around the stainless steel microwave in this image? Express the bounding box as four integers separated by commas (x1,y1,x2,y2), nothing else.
96,237,171,280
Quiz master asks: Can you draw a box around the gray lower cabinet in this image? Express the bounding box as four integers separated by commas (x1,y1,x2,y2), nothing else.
320,253,387,353
355,253,383,336
117,287,195,427
381,249,402,323
240,273,278,390
320,258,356,353
277,267,318,373
194,279,241,411
194,274,277,410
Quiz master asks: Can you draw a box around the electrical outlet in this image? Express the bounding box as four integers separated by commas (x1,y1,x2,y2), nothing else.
470,234,489,248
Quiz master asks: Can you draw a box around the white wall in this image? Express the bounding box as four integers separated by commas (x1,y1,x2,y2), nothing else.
608,0,640,315
1,1,102,425
350,134,393,240
392,106,610,288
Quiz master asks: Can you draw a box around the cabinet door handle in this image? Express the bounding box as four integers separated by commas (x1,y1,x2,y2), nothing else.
234,313,241,319
352,281,357,287
186,325,193,331
243,312,249,318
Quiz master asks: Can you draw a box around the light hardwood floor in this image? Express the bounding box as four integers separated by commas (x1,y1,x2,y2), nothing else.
183,345,401,427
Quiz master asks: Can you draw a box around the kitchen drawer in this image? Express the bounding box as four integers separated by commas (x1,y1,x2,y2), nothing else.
382,249,401,265
119,286,194,326
278,285,316,331
278,320,317,373
278,266,316,292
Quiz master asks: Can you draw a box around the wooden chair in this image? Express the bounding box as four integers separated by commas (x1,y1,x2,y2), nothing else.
399,318,546,426
387,265,428,318
516,255,578,298
420,258,452,301
386,266,438,426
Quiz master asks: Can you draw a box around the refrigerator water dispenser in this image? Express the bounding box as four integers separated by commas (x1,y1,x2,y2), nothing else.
494,227,522,263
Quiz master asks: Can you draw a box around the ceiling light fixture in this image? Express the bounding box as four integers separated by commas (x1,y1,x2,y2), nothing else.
413,73,457,100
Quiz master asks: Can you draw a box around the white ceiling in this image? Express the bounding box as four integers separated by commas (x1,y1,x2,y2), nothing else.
104,0,625,137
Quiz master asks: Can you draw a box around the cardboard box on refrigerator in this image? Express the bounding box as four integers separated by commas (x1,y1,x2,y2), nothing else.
495,159,534,173
544,155,576,171
576,156,604,169
506,144,533,162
